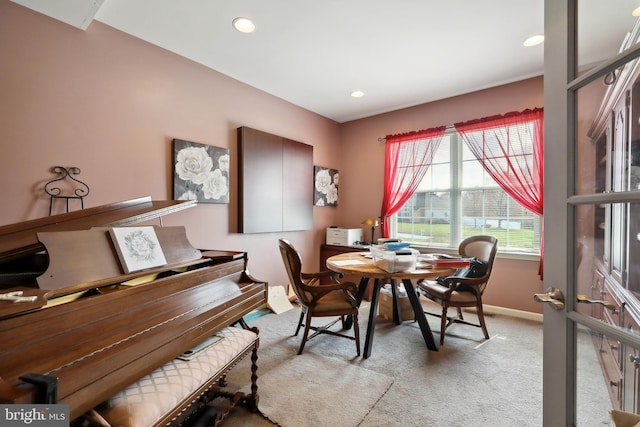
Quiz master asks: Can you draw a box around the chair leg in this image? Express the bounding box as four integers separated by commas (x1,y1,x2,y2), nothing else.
353,311,361,356
476,301,490,340
295,308,305,336
297,310,314,355
294,307,361,356
440,306,448,345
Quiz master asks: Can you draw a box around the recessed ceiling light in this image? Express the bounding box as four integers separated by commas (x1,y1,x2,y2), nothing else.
633,7,640,17
523,35,544,47
233,17,255,33
351,91,365,98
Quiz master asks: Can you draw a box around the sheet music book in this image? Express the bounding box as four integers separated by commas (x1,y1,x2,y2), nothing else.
109,226,168,273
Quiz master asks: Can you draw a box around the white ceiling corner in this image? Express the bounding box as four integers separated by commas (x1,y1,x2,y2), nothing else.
11,0,104,30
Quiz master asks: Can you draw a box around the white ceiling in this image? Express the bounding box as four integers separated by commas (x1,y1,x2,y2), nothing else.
11,0,639,123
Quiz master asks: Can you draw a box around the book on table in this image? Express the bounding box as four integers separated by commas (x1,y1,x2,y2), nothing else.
417,254,471,268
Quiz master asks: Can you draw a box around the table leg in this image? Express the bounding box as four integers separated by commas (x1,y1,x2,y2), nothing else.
402,279,438,351
355,277,369,305
363,278,382,359
390,278,401,325
344,277,369,330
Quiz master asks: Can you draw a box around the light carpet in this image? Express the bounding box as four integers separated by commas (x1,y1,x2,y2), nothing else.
241,352,393,427
215,300,613,426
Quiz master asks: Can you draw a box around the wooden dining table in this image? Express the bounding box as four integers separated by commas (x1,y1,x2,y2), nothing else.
326,251,455,358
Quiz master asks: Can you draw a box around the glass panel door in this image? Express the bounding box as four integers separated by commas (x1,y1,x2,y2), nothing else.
544,1,640,424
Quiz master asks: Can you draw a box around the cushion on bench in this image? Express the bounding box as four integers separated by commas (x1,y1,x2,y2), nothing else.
94,326,258,427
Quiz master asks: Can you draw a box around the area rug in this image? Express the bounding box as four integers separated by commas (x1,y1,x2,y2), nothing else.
242,352,394,427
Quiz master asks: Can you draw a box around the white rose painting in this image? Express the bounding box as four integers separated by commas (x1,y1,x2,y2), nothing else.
314,166,339,207
173,139,230,204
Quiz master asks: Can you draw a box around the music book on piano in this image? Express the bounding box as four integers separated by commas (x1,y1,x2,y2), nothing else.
109,226,168,273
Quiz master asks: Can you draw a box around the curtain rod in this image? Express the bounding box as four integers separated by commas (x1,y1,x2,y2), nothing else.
378,124,455,142
378,107,542,142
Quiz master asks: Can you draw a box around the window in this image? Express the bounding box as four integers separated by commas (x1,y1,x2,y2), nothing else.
389,130,541,254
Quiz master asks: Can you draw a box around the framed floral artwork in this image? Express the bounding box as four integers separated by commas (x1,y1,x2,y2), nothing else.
314,166,338,207
109,226,167,274
173,138,230,203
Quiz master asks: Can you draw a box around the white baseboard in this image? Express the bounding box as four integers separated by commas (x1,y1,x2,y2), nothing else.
421,298,543,323
467,304,543,322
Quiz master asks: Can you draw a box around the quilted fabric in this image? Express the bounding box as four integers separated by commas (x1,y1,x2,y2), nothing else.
96,326,258,427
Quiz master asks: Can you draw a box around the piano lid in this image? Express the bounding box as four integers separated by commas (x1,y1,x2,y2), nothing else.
0,196,197,264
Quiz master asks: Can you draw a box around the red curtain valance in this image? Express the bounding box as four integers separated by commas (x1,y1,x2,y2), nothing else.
453,108,543,131
385,126,449,143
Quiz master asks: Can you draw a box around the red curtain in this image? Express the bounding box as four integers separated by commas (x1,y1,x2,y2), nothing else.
454,107,544,277
380,126,447,237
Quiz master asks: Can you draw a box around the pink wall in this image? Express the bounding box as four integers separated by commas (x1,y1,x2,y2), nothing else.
0,2,543,314
0,2,342,288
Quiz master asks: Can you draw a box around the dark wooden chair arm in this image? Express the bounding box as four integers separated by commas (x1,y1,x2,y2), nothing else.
301,269,343,284
437,275,488,286
298,276,358,304
432,275,488,297
298,278,357,293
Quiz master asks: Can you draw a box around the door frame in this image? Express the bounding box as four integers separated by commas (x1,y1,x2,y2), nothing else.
543,2,574,423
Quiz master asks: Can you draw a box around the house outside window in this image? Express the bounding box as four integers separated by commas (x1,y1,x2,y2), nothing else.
388,130,541,255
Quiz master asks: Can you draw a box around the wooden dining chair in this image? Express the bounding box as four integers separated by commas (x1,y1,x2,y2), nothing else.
417,235,498,344
278,239,360,355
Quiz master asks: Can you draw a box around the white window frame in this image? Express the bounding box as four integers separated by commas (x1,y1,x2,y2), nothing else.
389,129,541,258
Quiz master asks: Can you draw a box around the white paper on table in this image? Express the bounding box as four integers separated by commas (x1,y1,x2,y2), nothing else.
331,260,367,266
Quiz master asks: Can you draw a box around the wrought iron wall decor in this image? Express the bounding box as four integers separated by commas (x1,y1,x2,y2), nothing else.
44,166,90,215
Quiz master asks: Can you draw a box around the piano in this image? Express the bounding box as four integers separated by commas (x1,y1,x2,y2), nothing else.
0,196,268,424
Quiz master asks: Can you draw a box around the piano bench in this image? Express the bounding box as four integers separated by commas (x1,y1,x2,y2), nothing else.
85,325,260,427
